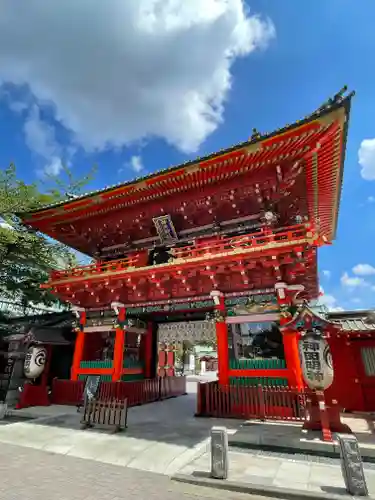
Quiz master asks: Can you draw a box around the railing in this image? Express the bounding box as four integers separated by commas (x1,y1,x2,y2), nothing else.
99,379,160,406
50,376,187,407
48,223,312,282
196,381,308,422
16,383,51,409
50,379,85,405
173,224,310,260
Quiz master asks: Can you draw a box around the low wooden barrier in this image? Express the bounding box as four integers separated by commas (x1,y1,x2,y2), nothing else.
16,383,50,409
197,381,308,422
51,376,186,408
51,379,85,405
81,398,128,432
99,378,161,405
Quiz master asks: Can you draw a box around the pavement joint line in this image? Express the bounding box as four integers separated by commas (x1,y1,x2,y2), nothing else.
165,437,210,475
172,473,375,500
229,440,375,464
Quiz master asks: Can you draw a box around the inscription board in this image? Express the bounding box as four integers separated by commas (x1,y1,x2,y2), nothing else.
84,375,101,402
211,426,228,480
337,434,368,497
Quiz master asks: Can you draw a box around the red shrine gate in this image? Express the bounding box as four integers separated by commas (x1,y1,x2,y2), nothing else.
17,88,367,426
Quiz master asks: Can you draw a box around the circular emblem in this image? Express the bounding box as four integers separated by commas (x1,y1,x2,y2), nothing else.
34,349,47,367
323,344,333,370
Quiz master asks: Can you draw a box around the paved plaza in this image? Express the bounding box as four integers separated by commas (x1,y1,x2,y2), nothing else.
1,379,375,498
0,380,242,475
0,442,266,500
178,447,375,496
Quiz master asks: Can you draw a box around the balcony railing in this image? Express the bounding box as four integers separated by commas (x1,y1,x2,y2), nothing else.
49,223,313,283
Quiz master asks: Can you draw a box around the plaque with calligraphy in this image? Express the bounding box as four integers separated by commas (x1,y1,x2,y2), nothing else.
84,375,101,401
152,215,178,245
337,434,368,496
299,330,333,390
210,426,228,480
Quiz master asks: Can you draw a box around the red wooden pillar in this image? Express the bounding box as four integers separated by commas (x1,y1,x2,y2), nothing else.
275,283,304,389
211,291,229,386
71,310,86,381
112,306,126,381
143,322,154,379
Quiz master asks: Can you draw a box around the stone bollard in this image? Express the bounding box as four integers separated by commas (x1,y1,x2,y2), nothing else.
337,434,368,496
210,426,228,480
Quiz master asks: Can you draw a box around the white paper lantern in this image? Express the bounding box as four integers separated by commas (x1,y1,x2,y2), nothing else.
24,347,47,379
299,331,334,390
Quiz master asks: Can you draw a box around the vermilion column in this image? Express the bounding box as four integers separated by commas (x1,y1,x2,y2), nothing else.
275,283,304,389
282,329,303,389
211,291,229,386
112,306,126,381
71,310,86,381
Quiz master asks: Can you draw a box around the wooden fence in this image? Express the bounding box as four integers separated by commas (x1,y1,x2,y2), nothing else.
81,398,128,432
196,381,308,422
51,376,187,407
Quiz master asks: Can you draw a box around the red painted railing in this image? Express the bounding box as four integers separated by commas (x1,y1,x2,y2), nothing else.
50,379,85,405
50,376,187,407
196,381,308,422
99,378,161,405
48,223,312,283
16,383,51,409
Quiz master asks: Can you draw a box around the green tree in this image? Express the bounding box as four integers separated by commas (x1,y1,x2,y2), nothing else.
0,163,95,316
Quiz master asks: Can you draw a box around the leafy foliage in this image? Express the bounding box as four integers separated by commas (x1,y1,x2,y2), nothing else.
0,164,94,315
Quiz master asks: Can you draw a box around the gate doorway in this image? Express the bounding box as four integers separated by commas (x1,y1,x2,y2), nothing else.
157,320,217,377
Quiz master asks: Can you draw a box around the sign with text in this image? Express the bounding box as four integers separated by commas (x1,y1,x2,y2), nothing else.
299,330,333,390
337,434,368,497
84,375,101,401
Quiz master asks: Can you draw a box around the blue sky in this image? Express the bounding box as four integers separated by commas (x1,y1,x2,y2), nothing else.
0,1,375,311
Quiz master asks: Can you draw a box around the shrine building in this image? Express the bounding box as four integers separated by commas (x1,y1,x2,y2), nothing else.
17,87,375,416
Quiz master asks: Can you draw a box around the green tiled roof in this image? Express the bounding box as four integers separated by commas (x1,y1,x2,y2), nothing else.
327,310,375,332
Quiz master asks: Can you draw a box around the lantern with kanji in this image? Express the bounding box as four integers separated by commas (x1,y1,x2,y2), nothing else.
299,328,333,390
24,346,47,379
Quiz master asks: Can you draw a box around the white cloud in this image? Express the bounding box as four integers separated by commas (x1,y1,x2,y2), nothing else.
24,105,58,158
341,272,365,288
44,157,64,176
23,104,64,175
0,1,274,154
352,263,375,276
317,287,343,311
359,138,375,180
322,270,331,279
129,155,144,173
368,196,375,203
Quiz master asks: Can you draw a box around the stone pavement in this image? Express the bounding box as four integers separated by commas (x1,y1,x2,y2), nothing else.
0,382,242,475
177,447,375,496
229,415,375,460
0,442,266,500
